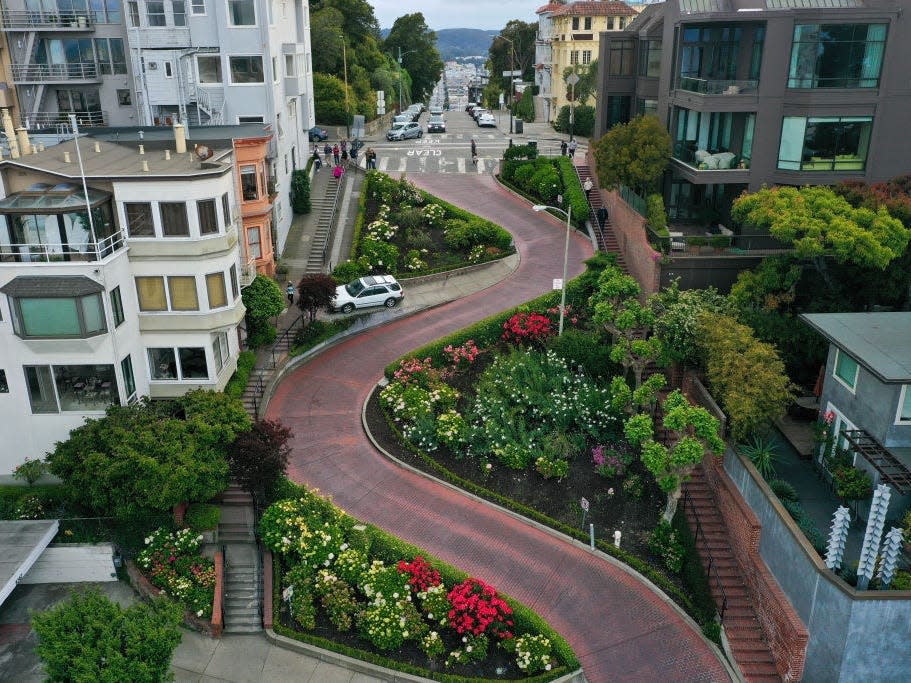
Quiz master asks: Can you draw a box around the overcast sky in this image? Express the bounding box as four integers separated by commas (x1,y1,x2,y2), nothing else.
371,0,536,31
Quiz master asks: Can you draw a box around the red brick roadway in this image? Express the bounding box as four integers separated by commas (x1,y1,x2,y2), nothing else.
267,175,732,682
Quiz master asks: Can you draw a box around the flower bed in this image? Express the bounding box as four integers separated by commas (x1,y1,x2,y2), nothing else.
263,484,578,680
137,527,216,619
333,173,514,281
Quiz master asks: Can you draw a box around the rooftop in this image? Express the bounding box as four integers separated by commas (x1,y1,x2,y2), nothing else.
800,312,911,383
551,1,638,17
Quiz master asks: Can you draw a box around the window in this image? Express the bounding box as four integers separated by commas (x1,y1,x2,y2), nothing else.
609,40,635,76
160,202,189,236
247,227,262,258
164,61,173,78
572,17,579,31
110,286,125,327
608,17,615,30
228,0,255,26
25,366,58,413
240,165,258,200
168,276,198,310
229,264,239,299
0,370,7,393
197,55,222,83
147,0,165,26
95,38,127,75
172,0,186,25
206,272,227,308
777,116,873,171
230,56,264,83
117,89,132,106
25,364,116,413
125,202,154,237
238,115,264,123
570,51,579,66
127,0,140,26
285,54,295,76
221,193,231,226
637,98,658,117
789,24,886,89
190,0,205,14
582,50,591,65
638,40,662,78
606,96,631,129
679,25,742,86
584,17,592,31
272,57,279,83
898,386,911,424
197,199,219,235
121,355,136,401
834,348,859,391
91,0,123,24
148,348,208,380
136,277,167,311
213,331,229,372
11,295,107,338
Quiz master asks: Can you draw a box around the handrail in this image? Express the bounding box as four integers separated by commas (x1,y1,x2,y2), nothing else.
683,488,728,623
320,176,345,267
269,313,305,369
12,62,100,82
1,9,95,29
0,231,126,263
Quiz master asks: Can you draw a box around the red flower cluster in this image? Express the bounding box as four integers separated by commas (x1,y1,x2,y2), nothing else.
396,555,441,592
443,340,481,373
501,312,553,346
447,578,514,639
392,357,436,387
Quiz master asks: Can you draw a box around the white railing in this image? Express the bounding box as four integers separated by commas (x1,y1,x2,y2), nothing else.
0,231,126,264
0,10,94,29
239,256,257,288
12,62,100,82
22,111,107,128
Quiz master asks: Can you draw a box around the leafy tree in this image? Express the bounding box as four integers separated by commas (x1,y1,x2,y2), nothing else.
625,390,724,522
228,419,293,498
47,394,248,518
649,281,734,367
310,8,345,74
290,169,311,214
554,104,595,138
514,87,535,122
242,274,285,348
561,60,598,105
731,185,909,286
32,590,182,683
487,21,537,89
319,0,380,46
297,274,337,322
313,72,351,125
695,313,796,441
13,457,48,485
593,114,671,194
384,13,443,103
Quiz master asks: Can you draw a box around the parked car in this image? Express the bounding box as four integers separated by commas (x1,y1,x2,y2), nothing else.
386,121,423,141
330,275,404,313
427,115,446,133
429,106,444,116
308,126,328,142
472,108,488,122
466,102,478,113
406,105,422,121
477,113,496,128
393,113,411,125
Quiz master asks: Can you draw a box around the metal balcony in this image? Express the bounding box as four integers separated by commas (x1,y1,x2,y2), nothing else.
0,231,126,264
11,62,100,83
1,9,95,30
677,77,759,95
21,110,107,128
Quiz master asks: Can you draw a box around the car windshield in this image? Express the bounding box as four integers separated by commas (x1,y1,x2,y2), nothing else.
345,279,366,296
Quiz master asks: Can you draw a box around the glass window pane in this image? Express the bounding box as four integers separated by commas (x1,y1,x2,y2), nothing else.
110,286,125,326
835,350,858,389
247,227,261,257
777,117,806,170
121,354,136,399
213,331,228,372
81,294,106,334
0,370,8,393
228,0,255,25
197,56,222,83
149,348,177,380
197,199,218,234
221,193,231,226
901,387,911,422
160,202,189,236
125,202,154,237
172,0,186,26
206,272,227,308
230,56,264,84
179,347,208,379
25,366,58,413
229,264,239,299
135,276,167,311
240,165,258,200
167,276,198,310
20,298,80,336
55,364,115,411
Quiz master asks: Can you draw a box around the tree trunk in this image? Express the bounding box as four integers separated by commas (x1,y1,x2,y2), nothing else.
662,487,682,524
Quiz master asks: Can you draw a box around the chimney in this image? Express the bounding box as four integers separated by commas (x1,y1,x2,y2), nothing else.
141,159,149,172
16,127,31,155
173,123,187,154
165,149,171,160
63,151,72,163
1,108,20,159
94,141,101,153
138,144,145,155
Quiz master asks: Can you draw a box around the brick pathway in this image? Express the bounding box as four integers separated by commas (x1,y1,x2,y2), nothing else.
265,175,733,682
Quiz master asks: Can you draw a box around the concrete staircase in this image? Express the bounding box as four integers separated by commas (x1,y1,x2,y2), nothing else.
683,468,781,681
217,485,262,634
239,368,268,420
305,176,341,274
574,163,627,272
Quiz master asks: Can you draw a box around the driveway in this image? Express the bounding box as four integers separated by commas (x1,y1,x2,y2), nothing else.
266,174,732,682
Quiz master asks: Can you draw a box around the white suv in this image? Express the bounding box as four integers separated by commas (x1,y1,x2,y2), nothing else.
330,275,404,313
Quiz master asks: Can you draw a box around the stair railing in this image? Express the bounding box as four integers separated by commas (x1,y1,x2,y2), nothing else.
320,178,345,268
683,488,728,623
248,372,265,420
268,313,305,369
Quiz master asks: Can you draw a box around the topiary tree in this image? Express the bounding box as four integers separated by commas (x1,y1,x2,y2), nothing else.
32,589,182,683
228,419,293,499
290,169,311,214
593,114,671,195
297,274,337,323
242,274,286,348
625,390,725,523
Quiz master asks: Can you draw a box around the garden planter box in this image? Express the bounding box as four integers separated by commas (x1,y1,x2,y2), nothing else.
126,560,220,637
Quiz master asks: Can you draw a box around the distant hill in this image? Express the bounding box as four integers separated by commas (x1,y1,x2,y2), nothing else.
435,29,499,60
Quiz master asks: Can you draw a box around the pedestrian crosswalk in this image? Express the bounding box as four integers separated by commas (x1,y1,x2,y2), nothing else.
374,155,495,175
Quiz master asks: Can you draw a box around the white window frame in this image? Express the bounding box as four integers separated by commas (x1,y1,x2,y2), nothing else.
896,385,911,425
196,54,222,84
228,55,264,84
190,0,206,15
833,348,859,393
213,330,230,373
226,0,255,26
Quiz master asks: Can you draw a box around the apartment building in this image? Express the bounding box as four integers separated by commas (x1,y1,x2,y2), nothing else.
0,125,247,474
536,1,638,124
595,0,911,224
0,0,315,254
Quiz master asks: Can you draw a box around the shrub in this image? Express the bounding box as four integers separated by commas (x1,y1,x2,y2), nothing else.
890,570,911,591
648,520,685,574
314,571,360,631
13,457,48,486
769,479,799,503
834,466,873,501
444,218,511,251
184,503,220,531
534,456,569,480
546,328,612,377
397,555,442,592
228,419,293,497
332,260,366,283
290,169,311,214
501,311,554,347
224,350,256,399
623,474,644,499
554,157,589,229
738,434,780,481
137,527,216,618
514,633,556,674
447,578,514,639
358,237,400,274
646,194,668,234
530,165,561,205
394,206,424,231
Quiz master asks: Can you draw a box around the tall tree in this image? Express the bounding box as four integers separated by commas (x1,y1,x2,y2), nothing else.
594,115,671,194
310,8,345,74
384,13,444,103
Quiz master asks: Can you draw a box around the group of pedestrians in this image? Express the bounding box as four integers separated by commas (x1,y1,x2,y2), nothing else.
559,138,578,159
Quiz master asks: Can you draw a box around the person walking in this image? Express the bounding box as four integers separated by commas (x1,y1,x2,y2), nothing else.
341,148,349,165
312,146,322,172
333,163,344,179
583,176,594,200
366,148,376,169
597,205,608,231
323,142,331,160
560,139,568,156
286,281,295,306
568,138,577,159
340,139,348,155
332,143,340,166
470,138,478,165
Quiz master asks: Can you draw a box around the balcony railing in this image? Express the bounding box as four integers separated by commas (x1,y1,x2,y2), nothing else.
677,77,758,95
0,231,126,264
22,110,107,128
1,10,94,30
11,62,100,83
673,143,749,171
239,256,257,288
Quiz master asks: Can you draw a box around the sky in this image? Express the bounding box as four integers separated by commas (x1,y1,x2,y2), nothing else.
371,0,536,31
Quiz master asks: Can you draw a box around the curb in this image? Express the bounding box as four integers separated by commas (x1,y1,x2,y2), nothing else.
361,384,742,683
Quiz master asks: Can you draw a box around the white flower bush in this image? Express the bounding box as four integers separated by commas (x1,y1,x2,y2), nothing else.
514,633,555,673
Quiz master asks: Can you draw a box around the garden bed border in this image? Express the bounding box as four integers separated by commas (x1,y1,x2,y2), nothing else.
125,559,221,637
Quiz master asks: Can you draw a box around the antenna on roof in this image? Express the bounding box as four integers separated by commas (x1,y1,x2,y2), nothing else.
68,115,99,253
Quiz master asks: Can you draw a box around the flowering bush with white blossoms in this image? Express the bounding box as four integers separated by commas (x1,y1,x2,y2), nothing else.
137,527,215,619
436,409,467,449
514,633,556,673
421,202,446,228
366,218,398,241
417,583,451,627
404,249,427,272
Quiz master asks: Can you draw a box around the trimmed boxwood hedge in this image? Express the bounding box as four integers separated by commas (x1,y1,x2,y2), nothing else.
269,480,580,682
224,351,257,399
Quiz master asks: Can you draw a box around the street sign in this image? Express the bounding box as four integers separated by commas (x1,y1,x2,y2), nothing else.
580,497,589,512
553,278,563,290
503,70,522,77
566,73,580,86
376,90,384,102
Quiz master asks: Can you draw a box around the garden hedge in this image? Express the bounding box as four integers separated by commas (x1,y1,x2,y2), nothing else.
224,351,257,399
554,157,589,230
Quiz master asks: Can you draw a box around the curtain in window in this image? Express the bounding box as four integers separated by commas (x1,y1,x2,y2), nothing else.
206,272,227,308
135,276,167,311
20,298,80,336
168,276,198,310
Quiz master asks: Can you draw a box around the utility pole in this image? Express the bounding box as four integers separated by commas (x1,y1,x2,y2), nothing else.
343,40,350,138
499,35,515,134
397,47,417,113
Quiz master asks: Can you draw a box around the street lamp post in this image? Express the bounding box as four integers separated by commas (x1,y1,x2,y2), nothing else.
498,35,516,134
532,204,572,336
397,47,418,113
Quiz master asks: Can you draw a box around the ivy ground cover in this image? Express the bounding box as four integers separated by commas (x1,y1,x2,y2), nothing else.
262,483,578,680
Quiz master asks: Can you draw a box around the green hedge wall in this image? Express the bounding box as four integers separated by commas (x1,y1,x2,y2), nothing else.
224,351,257,399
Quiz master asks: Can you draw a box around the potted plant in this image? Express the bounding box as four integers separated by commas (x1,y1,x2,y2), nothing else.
687,236,706,254
710,235,731,252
